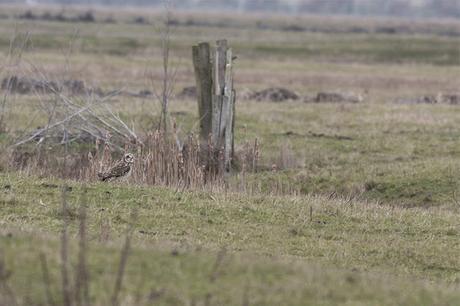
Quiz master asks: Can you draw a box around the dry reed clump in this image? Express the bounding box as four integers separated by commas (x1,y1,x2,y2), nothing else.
6,131,264,192
4,132,307,196
84,131,227,189
130,131,221,189
4,131,307,196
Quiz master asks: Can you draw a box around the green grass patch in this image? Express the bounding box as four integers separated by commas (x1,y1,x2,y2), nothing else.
1,173,460,304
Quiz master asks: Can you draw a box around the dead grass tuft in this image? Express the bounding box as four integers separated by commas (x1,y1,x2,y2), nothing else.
6,130,267,193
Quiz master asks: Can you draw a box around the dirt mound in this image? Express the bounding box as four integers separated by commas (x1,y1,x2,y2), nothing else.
395,95,437,104
121,89,153,98
238,88,256,100
1,75,105,96
439,94,460,105
1,75,59,94
139,89,153,97
177,86,259,101
250,87,299,102
177,86,197,99
62,79,86,95
395,93,460,105
308,91,363,103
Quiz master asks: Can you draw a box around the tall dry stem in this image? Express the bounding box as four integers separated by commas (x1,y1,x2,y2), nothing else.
110,210,136,306
75,188,90,306
0,250,17,306
60,186,72,306
40,253,56,306
149,0,178,134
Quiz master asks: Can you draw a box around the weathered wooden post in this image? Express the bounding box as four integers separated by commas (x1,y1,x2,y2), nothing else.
192,42,213,141
192,39,235,173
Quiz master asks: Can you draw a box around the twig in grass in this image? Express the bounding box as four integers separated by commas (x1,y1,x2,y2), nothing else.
241,280,250,306
451,190,460,208
133,262,148,306
209,248,226,283
75,187,90,306
39,252,56,306
99,217,111,243
0,250,17,306
61,186,72,306
110,210,137,306
204,248,227,306
326,191,337,200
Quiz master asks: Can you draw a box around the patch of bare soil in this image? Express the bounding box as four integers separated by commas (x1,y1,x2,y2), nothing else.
249,87,299,102
236,71,457,95
394,93,460,105
177,86,260,101
305,91,363,103
279,130,354,141
177,86,197,99
1,75,59,94
1,75,102,96
120,89,153,98
237,88,256,100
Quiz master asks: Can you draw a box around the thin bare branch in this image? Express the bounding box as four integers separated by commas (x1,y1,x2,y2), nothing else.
40,253,56,306
110,211,136,306
12,103,94,147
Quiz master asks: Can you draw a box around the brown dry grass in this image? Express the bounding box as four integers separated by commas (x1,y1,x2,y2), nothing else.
6,129,265,194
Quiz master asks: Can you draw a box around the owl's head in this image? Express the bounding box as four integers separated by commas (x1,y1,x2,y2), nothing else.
123,153,134,164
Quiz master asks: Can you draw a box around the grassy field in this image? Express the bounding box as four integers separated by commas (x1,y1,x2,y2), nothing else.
2,174,460,305
1,5,460,305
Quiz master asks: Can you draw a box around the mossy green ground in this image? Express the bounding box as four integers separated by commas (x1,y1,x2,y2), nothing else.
1,174,460,305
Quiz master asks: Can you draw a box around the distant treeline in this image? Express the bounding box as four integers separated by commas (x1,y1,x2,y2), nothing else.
2,0,460,19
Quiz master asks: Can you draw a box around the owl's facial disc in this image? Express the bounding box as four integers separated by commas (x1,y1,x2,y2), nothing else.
124,153,134,164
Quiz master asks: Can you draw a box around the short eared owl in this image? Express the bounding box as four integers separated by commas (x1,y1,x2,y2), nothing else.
98,153,134,182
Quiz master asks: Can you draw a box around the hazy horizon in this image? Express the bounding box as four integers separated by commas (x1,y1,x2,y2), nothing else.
1,0,460,19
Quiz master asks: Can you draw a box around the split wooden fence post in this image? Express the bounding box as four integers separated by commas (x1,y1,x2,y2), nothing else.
192,39,235,173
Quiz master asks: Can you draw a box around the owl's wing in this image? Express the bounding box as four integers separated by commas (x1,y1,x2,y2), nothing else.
98,160,130,181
